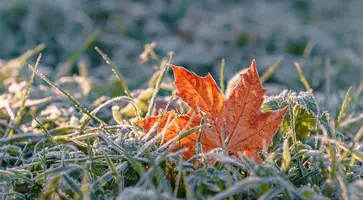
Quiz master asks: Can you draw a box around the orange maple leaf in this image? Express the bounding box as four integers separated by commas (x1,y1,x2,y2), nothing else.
138,60,288,162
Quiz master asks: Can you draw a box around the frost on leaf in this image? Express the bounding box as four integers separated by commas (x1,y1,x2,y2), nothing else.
291,91,320,118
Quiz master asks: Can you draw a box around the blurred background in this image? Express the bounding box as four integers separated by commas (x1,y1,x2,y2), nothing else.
0,0,362,112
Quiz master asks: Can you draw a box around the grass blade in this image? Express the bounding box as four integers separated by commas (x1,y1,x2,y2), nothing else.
294,62,311,91
40,176,61,200
335,87,352,130
260,56,283,84
56,29,100,78
79,96,141,132
8,54,42,138
220,58,226,93
32,117,59,147
62,173,83,199
146,54,172,117
91,162,128,191
95,46,132,98
324,57,331,110
104,153,121,183
28,64,103,125
282,137,291,171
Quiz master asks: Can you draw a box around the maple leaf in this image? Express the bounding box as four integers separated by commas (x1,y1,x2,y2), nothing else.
137,60,287,163
171,60,288,163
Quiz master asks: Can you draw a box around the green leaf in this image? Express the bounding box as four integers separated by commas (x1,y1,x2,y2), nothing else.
264,91,320,141
291,92,320,117
262,90,289,112
294,107,317,141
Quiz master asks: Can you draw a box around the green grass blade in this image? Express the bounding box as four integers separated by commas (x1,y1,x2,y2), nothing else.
335,87,352,130
28,64,103,125
282,137,291,171
70,29,100,65
350,83,363,112
324,57,331,110
294,62,311,91
35,165,83,181
90,162,128,192
104,153,121,183
146,57,170,117
79,96,141,132
40,176,61,200
208,176,263,200
2,43,46,69
8,54,42,138
62,173,83,198
176,125,203,141
32,117,59,147
260,56,284,84
95,46,132,98
146,153,171,195
220,58,226,93
0,169,33,185
303,40,315,58
56,29,100,78
98,134,143,176
173,155,183,197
